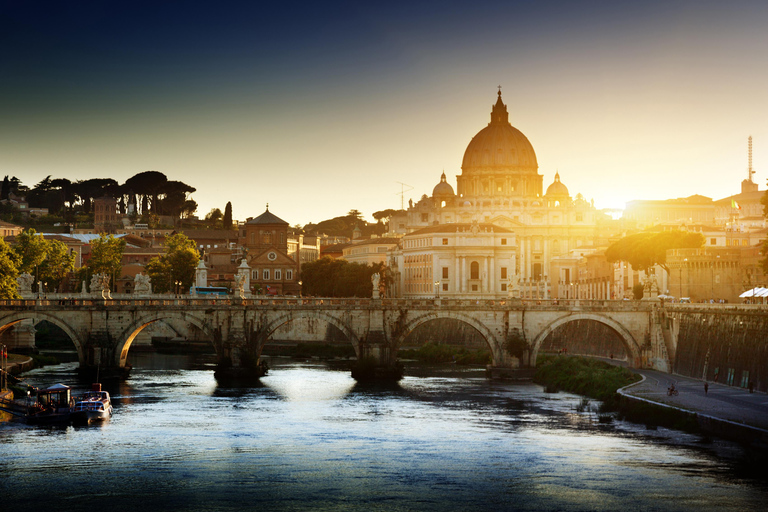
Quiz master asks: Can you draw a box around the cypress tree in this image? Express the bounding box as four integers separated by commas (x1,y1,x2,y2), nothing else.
223,201,233,230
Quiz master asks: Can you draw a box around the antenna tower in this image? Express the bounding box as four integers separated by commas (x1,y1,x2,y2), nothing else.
748,135,755,182
395,181,413,210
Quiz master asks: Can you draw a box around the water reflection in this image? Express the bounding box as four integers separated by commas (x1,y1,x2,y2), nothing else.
1,355,766,512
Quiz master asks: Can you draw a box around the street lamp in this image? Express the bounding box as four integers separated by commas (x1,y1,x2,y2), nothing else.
298,280,303,298
434,280,440,299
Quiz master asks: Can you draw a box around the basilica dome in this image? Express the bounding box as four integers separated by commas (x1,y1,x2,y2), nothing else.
461,91,538,172
432,172,455,198
545,172,569,197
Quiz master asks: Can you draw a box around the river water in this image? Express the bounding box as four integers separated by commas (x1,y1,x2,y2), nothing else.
1,353,766,512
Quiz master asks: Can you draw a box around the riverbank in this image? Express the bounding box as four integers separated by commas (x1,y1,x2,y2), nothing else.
535,355,768,451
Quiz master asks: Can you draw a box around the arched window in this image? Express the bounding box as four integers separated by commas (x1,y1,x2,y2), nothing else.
470,261,480,280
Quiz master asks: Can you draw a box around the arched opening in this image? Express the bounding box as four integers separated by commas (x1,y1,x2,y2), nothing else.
397,317,491,366
538,319,627,361
259,314,356,361
0,313,85,370
117,316,215,370
530,314,640,368
470,261,480,279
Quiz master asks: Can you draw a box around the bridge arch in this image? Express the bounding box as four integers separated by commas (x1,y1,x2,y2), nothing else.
392,311,502,362
0,311,86,363
115,312,212,367
529,313,641,367
258,310,360,355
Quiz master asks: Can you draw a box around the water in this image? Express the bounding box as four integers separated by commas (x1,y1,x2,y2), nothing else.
1,354,766,512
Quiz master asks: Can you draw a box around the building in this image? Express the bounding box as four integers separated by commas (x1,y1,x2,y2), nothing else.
240,206,300,296
388,223,516,298
0,220,23,238
388,90,610,297
343,236,401,266
93,196,122,233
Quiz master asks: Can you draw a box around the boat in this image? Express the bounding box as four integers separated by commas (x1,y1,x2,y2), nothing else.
71,383,113,424
26,383,74,425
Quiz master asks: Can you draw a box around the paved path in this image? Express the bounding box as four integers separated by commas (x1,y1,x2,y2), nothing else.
621,367,768,431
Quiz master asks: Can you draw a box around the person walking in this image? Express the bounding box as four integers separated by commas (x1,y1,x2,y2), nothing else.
704,382,708,395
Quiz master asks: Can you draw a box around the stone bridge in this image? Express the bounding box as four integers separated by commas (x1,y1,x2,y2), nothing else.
0,296,679,379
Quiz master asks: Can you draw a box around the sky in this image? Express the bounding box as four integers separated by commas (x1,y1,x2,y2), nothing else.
2,1,768,226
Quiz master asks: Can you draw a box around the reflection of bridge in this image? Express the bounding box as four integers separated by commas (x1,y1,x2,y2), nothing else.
1,297,675,378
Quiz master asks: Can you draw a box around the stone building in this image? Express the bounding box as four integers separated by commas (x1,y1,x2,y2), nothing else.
388,223,516,298
240,206,300,296
388,90,608,297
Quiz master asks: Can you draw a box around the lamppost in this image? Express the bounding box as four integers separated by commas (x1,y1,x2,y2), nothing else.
434,280,440,299
298,280,303,298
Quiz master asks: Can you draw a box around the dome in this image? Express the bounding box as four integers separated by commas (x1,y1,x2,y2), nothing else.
545,172,569,197
461,90,538,173
432,172,455,197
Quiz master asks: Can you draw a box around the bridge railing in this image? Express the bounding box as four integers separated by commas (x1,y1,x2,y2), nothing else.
1,297,764,311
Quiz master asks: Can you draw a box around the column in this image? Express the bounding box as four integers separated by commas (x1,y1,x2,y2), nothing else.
483,257,489,294
461,257,467,293
454,256,460,296
489,255,495,295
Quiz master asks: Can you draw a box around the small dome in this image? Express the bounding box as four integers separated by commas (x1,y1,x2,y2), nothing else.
545,172,569,197
432,172,455,197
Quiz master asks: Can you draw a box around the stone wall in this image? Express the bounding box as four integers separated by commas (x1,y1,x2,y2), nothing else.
672,310,768,392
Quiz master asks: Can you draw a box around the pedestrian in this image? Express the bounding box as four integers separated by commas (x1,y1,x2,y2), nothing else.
749,381,754,394
704,382,708,395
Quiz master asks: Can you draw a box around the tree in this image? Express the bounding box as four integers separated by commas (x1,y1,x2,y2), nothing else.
0,238,21,299
1,175,10,200
223,202,233,230
347,209,363,221
38,239,76,291
605,231,704,273
145,233,199,293
87,234,126,286
124,170,168,215
12,229,49,275
205,208,223,229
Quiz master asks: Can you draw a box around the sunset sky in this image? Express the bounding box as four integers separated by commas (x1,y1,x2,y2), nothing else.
2,1,767,226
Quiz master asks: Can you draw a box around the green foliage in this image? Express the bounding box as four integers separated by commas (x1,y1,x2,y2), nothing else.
605,230,705,271
87,234,126,282
0,238,21,299
505,330,528,359
145,233,199,293
223,202,233,230
12,229,49,274
398,342,490,365
632,283,644,300
534,355,640,409
300,257,390,297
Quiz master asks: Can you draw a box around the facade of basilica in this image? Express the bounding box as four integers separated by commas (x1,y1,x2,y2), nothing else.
388,91,611,299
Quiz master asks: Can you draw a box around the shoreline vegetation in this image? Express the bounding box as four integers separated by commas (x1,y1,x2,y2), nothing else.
535,354,701,433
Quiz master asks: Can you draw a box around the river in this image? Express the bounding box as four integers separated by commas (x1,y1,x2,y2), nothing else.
1,353,766,511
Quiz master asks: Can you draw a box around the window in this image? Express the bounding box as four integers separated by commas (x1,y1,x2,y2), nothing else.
286,270,293,280
442,267,448,279
421,213,429,222
263,269,270,280
501,283,507,291
280,232,285,244
710,238,716,245
442,238,448,245
442,283,448,291
252,270,258,280
275,269,282,280
471,284,478,291
501,267,507,279
576,214,583,222
470,261,479,279
501,238,507,245
261,231,272,244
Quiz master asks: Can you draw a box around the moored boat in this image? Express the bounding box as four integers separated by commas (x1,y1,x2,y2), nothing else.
26,383,74,425
71,383,112,424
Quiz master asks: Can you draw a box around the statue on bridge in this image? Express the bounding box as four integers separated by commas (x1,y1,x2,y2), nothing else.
234,272,247,299
371,273,381,299
90,273,112,299
508,273,521,299
16,272,34,297
133,273,152,295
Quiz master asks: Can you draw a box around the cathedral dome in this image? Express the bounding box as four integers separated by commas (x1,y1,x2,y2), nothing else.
432,172,455,197
545,172,569,197
461,90,538,173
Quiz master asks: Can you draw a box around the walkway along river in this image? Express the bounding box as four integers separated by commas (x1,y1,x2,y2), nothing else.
1,354,767,512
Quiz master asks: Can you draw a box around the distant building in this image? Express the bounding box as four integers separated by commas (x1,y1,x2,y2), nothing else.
0,220,23,238
93,196,122,234
240,206,299,295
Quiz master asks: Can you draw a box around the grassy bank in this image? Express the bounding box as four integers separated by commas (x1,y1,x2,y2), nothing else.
535,355,700,432
534,354,640,409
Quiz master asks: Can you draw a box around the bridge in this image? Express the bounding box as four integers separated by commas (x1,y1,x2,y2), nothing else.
0,296,675,379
